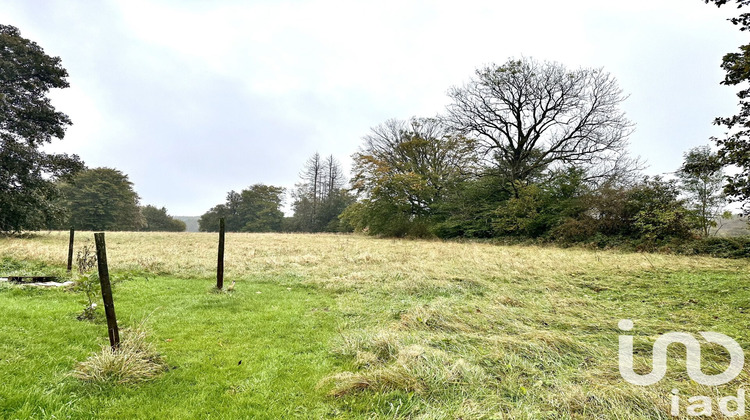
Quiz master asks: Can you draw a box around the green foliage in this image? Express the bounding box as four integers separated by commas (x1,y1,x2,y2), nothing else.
199,184,285,232
337,201,365,232
491,169,590,238
431,172,511,238
72,245,99,320
549,217,598,243
350,154,701,245
56,167,144,231
340,200,433,237
676,146,726,237
477,174,698,246
577,183,631,237
0,24,84,233
140,205,186,232
348,118,474,237
679,236,750,258
291,191,356,233
319,190,356,232
492,183,543,236
433,168,590,240
705,1,750,210
551,176,696,245
627,177,696,243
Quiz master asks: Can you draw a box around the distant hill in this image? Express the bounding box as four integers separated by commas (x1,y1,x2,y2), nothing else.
715,214,750,237
175,216,200,232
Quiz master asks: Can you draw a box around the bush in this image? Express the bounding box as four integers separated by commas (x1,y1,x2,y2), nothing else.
679,237,750,258
550,218,597,243
626,177,695,242
340,201,434,238
73,245,99,321
492,184,542,236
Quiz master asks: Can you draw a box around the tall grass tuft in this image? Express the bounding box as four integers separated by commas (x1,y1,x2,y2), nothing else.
322,343,489,396
74,325,167,385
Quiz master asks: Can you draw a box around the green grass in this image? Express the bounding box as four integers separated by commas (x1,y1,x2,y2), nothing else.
1,232,749,418
0,276,343,419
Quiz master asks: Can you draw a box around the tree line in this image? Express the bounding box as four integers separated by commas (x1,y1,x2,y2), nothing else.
199,0,750,248
197,153,354,233
198,57,733,252
199,1,748,247
4,3,750,254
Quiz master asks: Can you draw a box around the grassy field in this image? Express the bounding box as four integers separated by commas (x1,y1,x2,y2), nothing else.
0,232,749,419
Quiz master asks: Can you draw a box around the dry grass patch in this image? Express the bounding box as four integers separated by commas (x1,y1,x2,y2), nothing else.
3,232,746,287
74,326,168,385
335,330,400,366
398,299,496,333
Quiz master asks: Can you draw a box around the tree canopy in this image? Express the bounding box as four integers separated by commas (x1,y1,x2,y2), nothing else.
705,0,750,209
677,146,726,237
0,24,83,233
56,168,144,231
199,184,285,232
141,205,186,232
343,118,474,236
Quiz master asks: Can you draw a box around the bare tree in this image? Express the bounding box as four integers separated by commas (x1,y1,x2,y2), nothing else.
301,152,322,224
322,154,345,200
445,57,635,195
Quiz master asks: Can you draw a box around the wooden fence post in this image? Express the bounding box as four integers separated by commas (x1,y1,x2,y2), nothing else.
94,232,120,351
217,218,225,290
67,228,75,273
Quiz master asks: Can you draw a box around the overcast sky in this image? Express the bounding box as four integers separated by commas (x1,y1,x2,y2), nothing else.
2,0,746,216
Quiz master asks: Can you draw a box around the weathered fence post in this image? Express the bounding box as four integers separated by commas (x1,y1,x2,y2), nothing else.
66,228,75,273
217,217,225,290
94,232,120,351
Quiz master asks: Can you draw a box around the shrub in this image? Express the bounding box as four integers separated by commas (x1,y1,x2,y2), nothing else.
73,245,99,321
340,200,433,238
679,237,750,258
492,184,542,236
550,218,597,243
626,177,695,242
